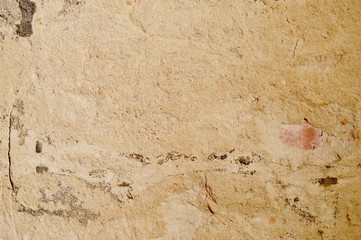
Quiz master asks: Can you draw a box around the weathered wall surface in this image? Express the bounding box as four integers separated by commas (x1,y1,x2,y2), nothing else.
1,0,360,239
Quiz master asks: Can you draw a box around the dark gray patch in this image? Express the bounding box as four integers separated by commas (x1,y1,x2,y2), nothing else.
18,204,45,217
51,186,78,206
35,141,42,153
16,0,36,37
18,203,99,225
36,166,48,173
318,177,338,187
34,185,100,224
9,101,28,146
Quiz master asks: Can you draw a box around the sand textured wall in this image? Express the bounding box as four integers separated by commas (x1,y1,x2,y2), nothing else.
1,0,360,239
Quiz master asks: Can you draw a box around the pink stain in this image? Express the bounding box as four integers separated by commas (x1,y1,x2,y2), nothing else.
280,123,328,150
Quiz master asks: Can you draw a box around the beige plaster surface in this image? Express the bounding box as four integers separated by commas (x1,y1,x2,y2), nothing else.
0,0,360,239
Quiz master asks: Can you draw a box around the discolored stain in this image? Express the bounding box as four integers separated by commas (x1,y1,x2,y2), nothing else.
16,0,36,37
207,152,228,161
318,177,338,186
89,169,106,178
59,0,85,16
157,151,196,165
128,153,150,165
13,100,25,114
346,213,352,225
269,218,276,224
235,156,251,165
32,185,100,225
36,166,48,173
18,128,28,145
351,130,360,140
18,203,99,225
46,136,53,144
285,198,316,222
318,230,324,240
127,190,134,199
280,123,328,150
118,182,130,187
35,141,42,153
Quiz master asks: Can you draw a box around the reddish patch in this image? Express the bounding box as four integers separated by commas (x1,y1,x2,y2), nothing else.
280,123,327,150
341,119,348,125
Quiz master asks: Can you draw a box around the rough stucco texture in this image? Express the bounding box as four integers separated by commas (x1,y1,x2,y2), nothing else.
1,0,361,239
